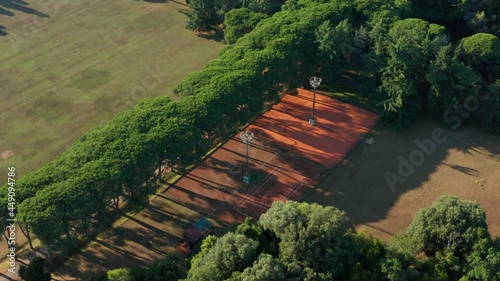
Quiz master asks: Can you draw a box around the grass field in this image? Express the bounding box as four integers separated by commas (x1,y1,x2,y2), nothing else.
0,0,224,182
306,121,500,242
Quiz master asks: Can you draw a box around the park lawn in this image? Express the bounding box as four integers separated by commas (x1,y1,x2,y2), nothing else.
0,0,224,182
306,121,500,242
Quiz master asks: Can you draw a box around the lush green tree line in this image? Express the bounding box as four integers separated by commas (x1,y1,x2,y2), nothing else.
364,18,500,130
178,198,499,281
0,0,354,254
82,253,180,281
87,197,500,280
185,0,285,31
220,0,500,131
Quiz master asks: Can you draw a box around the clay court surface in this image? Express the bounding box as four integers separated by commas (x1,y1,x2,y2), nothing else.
165,89,379,224
51,90,379,279
252,89,380,168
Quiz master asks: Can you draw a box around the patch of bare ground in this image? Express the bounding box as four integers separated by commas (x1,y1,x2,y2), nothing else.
306,121,500,242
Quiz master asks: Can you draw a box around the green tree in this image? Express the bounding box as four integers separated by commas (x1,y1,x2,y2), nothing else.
259,201,357,279
247,0,283,14
186,233,259,281
376,18,448,129
354,0,411,23
427,44,481,121
19,258,51,281
223,8,268,44
456,33,500,76
481,79,500,134
380,256,420,281
350,233,387,281
462,232,500,281
228,254,286,281
404,195,489,257
18,180,95,250
129,253,181,281
69,157,124,216
315,20,341,85
107,268,130,281
186,0,220,31
410,0,473,20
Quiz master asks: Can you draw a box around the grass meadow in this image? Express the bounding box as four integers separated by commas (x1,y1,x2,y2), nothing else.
0,0,224,182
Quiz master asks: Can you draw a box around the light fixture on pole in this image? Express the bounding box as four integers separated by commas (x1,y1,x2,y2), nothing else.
309,76,322,125
240,130,254,184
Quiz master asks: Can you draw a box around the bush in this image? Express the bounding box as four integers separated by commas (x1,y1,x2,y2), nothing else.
18,258,51,281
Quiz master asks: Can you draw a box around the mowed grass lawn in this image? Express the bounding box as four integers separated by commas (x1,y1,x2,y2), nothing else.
0,0,224,181
306,121,500,242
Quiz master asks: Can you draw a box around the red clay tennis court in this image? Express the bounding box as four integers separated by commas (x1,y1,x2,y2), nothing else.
166,136,325,225
164,89,379,226
249,88,380,168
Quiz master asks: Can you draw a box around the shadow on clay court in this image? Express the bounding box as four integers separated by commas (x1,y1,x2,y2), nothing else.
140,204,191,227
122,214,180,243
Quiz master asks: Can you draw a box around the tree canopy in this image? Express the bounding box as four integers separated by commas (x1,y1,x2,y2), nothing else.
180,198,499,281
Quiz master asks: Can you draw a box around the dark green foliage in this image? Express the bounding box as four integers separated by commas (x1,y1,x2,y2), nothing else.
185,0,280,32
184,199,495,281
228,254,286,281
404,195,488,257
19,258,51,281
457,33,500,75
185,201,358,280
350,233,386,281
354,0,411,25
410,0,473,20
186,0,220,31
246,0,283,14
375,18,448,129
427,44,481,120
235,217,279,256
481,80,500,134
85,272,108,281
314,20,342,85
380,255,421,281
386,197,498,281
129,253,181,281
462,232,500,280
186,233,259,281
259,201,357,279
223,8,268,44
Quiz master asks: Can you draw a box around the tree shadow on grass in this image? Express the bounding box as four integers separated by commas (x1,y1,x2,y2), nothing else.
307,120,500,240
0,273,15,281
0,0,49,17
442,163,480,177
142,0,188,6
0,24,6,36
195,29,225,43
0,6,14,16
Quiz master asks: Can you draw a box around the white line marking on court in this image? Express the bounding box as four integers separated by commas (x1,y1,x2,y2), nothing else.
234,164,282,211
284,177,306,200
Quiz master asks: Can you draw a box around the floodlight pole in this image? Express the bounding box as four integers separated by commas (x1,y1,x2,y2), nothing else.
240,131,254,184
309,76,322,125
245,141,249,176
